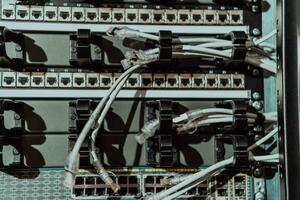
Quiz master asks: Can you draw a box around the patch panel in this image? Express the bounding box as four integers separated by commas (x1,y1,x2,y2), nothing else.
16,72,30,87
232,74,245,88
99,8,112,23
30,6,44,21
165,9,178,24
72,73,86,88
58,6,71,22
44,6,58,21
191,10,204,24
86,73,99,88
141,73,153,88
2,4,15,20
45,72,59,87
127,73,141,88
2,72,16,88
59,72,72,88
166,74,179,88
230,10,243,24
178,9,191,24
218,74,232,88
16,5,29,21
217,10,230,25
138,9,152,23
30,72,45,88
206,74,219,88
179,73,192,88
112,8,125,23
72,7,85,22
85,8,98,23
152,9,165,24
100,73,113,88
192,74,206,88
204,10,217,24
126,9,138,23
153,74,166,88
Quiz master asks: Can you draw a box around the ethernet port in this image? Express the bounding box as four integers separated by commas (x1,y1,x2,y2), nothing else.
87,12,97,20
101,12,110,21
205,14,215,23
179,14,189,23
206,75,218,88
235,189,245,196
127,78,138,87
73,12,83,20
75,176,84,185
129,176,138,184
232,74,245,88
118,176,128,184
181,78,190,87
145,176,155,184
88,77,98,86
32,77,42,85
60,11,70,20
47,77,57,86
192,14,202,22
126,11,137,22
61,77,70,85
194,78,204,87
230,10,243,24
18,77,29,85
4,77,14,85
167,78,177,87
85,188,95,196
102,77,111,86
86,177,95,185
74,188,84,197
3,9,13,18
74,77,84,86
166,13,176,23
218,75,231,88
128,187,139,196
154,78,165,87
140,13,150,22
18,10,28,19
114,13,123,21
217,189,228,196
96,188,106,196
31,10,41,19
153,11,164,23
46,11,55,19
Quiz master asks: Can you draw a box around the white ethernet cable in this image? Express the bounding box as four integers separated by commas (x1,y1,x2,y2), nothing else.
144,157,234,200
162,127,279,187
248,127,278,151
64,64,143,189
253,29,277,46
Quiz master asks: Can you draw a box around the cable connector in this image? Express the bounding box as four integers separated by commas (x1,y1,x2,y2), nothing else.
121,50,159,69
107,26,141,40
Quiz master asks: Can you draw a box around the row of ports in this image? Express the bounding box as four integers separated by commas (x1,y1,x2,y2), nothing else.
72,173,250,199
0,72,245,89
2,4,243,25
73,175,140,197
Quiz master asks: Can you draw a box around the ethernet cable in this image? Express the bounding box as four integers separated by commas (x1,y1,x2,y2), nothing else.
64,64,143,189
144,157,234,200
248,127,278,151
253,29,277,46
162,127,279,186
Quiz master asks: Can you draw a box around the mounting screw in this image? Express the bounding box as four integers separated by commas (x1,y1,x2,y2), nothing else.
94,47,101,54
71,46,77,53
252,28,261,36
252,101,263,111
14,114,21,120
15,45,22,52
253,167,263,177
252,92,261,100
